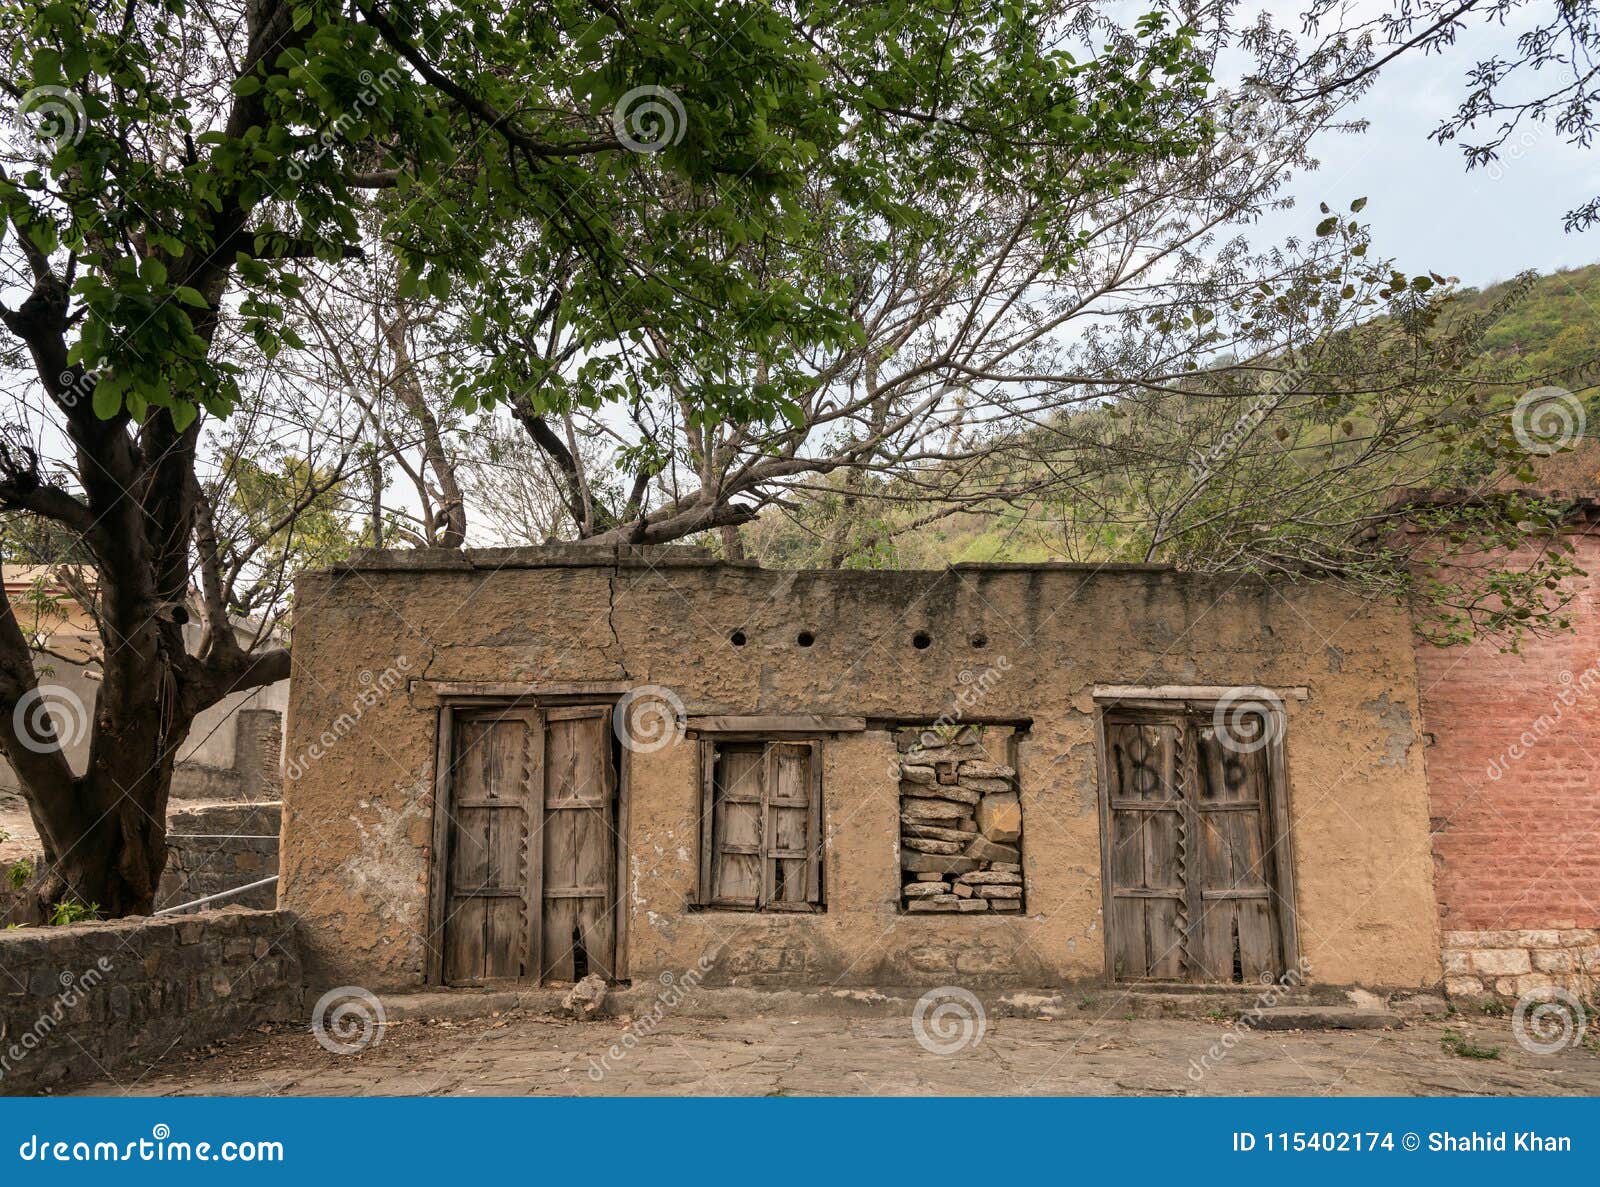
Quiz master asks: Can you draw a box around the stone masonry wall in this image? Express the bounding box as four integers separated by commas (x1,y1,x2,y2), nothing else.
1441,928,1600,1003
155,803,282,912
898,726,1024,913
0,908,302,1095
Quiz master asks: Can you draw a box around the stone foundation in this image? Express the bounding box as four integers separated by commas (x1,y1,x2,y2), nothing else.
1441,927,1600,1002
0,908,302,1095
897,726,1024,913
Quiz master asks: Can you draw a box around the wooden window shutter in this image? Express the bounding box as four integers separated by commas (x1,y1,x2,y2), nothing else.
699,739,824,911
707,741,765,909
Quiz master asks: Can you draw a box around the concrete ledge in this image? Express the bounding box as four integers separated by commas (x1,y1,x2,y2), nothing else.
373,982,1409,1027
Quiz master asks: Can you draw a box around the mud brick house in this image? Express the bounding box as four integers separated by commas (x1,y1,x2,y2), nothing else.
280,546,1445,994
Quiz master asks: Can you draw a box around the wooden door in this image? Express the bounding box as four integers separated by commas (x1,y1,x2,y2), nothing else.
434,705,618,986
439,709,540,985
1099,706,1292,982
538,707,617,982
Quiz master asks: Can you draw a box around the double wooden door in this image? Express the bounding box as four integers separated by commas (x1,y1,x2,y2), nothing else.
1098,704,1295,983
432,705,619,986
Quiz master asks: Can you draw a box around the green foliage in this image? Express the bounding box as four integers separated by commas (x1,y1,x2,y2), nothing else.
224,454,364,577
48,897,99,926
1,0,1214,435
6,859,32,890
1439,1031,1501,1060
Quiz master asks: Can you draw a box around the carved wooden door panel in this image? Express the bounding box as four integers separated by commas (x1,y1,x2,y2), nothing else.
435,706,617,986
1100,705,1292,982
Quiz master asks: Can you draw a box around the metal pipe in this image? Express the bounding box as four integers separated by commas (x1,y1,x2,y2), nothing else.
152,875,278,916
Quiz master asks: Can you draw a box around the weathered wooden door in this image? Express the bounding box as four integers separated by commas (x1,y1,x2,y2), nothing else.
1098,705,1294,983
434,705,618,986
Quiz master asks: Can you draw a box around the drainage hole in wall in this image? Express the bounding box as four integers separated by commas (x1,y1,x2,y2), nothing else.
797,631,815,647
912,631,932,650
729,630,747,647
970,632,989,649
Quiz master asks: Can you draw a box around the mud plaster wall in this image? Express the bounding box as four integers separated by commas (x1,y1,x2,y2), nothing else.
280,549,1442,992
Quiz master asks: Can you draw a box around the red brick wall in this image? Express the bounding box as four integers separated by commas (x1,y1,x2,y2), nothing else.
1414,526,1600,930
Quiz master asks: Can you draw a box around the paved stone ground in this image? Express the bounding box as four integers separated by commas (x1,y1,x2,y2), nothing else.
75,1011,1600,1097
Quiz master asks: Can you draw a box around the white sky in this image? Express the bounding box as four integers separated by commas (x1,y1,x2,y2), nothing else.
1259,3,1600,288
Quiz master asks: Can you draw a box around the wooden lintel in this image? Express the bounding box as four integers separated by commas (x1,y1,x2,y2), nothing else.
409,680,632,707
1092,684,1309,704
686,714,866,734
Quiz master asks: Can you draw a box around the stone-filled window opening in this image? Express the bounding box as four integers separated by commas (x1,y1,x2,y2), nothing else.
696,738,824,912
897,726,1022,912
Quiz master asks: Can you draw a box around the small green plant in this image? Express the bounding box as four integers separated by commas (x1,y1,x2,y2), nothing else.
1440,1030,1501,1060
1480,998,1508,1018
49,899,100,926
7,859,32,890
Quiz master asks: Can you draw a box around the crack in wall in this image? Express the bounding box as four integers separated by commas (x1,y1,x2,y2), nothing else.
607,565,631,679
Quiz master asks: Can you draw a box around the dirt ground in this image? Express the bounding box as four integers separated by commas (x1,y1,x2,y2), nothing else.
72,1010,1600,1097
0,790,37,862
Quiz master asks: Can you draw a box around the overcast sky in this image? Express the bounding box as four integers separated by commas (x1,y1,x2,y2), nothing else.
1263,6,1600,290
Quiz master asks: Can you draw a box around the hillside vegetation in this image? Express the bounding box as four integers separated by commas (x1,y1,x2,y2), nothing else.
741,263,1600,571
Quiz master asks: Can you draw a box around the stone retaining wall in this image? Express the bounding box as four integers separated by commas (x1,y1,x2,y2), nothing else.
1441,927,1600,1002
0,908,302,1095
155,802,281,911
